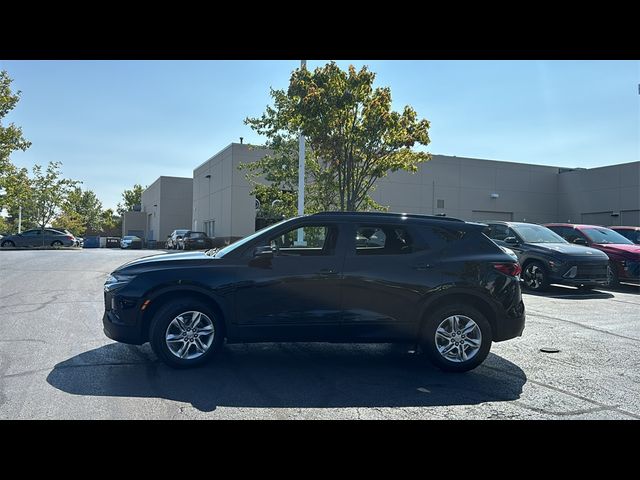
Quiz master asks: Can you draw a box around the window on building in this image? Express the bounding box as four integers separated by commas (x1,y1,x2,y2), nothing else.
203,220,215,238
437,199,445,209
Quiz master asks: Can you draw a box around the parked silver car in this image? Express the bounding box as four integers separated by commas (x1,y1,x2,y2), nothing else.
0,228,76,248
166,229,189,249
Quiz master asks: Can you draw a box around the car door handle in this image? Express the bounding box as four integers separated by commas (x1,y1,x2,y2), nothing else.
317,268,338,275
413,263,433,271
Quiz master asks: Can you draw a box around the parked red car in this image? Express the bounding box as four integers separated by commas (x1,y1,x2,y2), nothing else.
545,223,640,286
608,226,640,245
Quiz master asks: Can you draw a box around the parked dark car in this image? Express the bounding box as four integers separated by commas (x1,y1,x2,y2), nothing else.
120,235,143,249
608,226,640,245
103,212,525,372
0,228,75,248
180,231,214,250
166,229,189,249
545,223,640,286
483,221,610,291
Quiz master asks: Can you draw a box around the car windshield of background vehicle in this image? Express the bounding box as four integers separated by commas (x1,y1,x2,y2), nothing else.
512,225,567,244
213,219,290,258
583,227,633,245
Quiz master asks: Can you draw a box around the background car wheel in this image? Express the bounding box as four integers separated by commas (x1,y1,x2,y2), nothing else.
607,264,619,288
1,240,15,248
149,298,224,368
51,241,63,247
421,304,492,372
522,261,549,292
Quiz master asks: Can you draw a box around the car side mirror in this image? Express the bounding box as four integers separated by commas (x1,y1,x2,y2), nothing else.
504,236,518,245
572,238,587,246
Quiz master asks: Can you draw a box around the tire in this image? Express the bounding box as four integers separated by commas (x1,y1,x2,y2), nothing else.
149,298,224,368
607,263,620,288
51,241,63,247
522,261,549,292
1,240,15,248
421,304,492,373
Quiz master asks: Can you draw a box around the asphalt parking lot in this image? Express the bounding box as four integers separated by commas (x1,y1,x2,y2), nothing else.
0,249,639,419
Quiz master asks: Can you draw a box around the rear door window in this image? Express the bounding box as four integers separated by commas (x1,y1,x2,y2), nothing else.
354,225,415,255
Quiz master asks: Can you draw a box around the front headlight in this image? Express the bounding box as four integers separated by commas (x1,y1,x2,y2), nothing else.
104,273,136,291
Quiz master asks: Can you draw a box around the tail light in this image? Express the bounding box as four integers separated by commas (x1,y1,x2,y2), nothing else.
65,235,74,240
494,263,522,276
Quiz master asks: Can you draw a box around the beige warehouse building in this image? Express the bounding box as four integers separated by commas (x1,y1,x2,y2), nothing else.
191,143,639,238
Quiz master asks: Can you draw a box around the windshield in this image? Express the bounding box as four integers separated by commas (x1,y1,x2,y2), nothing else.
583,227,633,245
123,236,137,240
189,232,206,238
213,219,290,258
511,224,567,244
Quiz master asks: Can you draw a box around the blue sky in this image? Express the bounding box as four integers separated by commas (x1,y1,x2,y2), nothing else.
1,60,638,210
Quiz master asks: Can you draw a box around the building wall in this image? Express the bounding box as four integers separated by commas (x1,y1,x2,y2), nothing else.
158,177,193,240
372,155,561,223
193,143,268,238
557,161,640,226
121,211,147,238
141,176,193,241
141,178,161,241
190,144,639,237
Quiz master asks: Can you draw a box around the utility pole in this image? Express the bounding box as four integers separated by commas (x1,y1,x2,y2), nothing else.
296,60,307,246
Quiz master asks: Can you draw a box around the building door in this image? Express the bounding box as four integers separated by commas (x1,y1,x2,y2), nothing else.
471,210,513,222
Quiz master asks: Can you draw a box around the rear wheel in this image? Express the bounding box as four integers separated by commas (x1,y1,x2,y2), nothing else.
149,299,224,368
1,240,15,248
523,261,549,292
51,240,63,247
421,305,492,372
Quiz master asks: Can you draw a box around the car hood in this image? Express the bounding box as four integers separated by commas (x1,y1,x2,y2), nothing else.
593,243,640,259
115,251,213,273
529,243,608,258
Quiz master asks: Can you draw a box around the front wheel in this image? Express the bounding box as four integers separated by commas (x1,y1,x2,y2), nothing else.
522,261,549,292
149,299,224,368
421,305,492,372
1,240,15,248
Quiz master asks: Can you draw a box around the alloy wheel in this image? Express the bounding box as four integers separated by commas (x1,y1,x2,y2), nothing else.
165,310,215,360
434,315,482,363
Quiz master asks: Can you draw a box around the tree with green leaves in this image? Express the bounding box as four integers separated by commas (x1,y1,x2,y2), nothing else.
117,184,145,216
55,186,103,235
0,163,34,231
100,208,121,236
245,62,431,212
0,70,31,177
30,161,80,231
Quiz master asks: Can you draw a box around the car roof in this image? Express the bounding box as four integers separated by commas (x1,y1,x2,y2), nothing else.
309,211,466,224
481,221,544,228
545,223,614,229
609,226,640,230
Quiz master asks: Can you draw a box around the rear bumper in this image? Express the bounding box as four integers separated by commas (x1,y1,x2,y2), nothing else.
493,300,525,342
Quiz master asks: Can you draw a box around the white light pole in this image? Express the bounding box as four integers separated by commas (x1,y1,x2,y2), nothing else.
296,60,307,246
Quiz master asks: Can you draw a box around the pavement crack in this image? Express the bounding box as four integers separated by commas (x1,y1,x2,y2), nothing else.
528,311,640,343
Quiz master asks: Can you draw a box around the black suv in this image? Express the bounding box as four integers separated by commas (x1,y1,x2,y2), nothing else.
483,221,610,291
103,212,525,372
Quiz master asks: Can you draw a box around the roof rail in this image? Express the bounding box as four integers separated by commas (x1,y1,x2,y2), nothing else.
311,211,464,223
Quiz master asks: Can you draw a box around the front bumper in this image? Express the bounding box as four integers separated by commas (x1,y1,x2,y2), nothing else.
103,310,145,344
549,261,609,286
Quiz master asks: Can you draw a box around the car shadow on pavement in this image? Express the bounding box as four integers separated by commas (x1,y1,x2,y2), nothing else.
524,285,615,299
47,342,526,413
